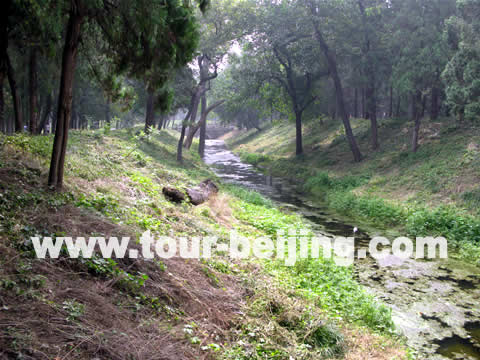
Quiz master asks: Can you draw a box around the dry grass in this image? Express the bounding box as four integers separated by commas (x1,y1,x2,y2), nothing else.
0,133,410,360
343,326,407,360
204,193,237,229
0,148,246,360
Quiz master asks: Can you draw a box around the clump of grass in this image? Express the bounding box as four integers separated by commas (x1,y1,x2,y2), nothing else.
1,133,53,158
406,205,480,244
239,152,272,166
304,171,370,195
225,185,274,208
462,188,480,213
222,280,346,360
328,191,406,226
285,258,394,332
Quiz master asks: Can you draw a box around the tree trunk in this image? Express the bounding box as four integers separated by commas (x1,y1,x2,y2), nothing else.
295,110,303,156
312,20,362,162
457,106,465,125
0,0,9,134
48,0,84,190
38,92,53,133
105,98,111,125
183,89,203,149
411,90,422,153
395,96,401,118
421,94,427,118
144,89,155,133
176,93,196,163
198,95,207,157
29,48,39,134
6,111,13,134
71,100,79,129
183,55,219,149
52,105,57,133
185,97,224,150
357,0,378,150
0,74,4,134
389,86,393,118
366,85,378,149
361,88,366,119
430,86,439,120
6,54,23,132
157,114,164,129
177,125,186,163
354,87,358,118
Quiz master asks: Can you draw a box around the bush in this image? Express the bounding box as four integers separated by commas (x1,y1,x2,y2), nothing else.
406,205,480,244
240,152,271,166
226,185,274,208
289,258,394,332
304,172,370,194
2,134,52,158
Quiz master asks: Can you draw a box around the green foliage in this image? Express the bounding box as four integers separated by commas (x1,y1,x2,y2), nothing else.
233,201,302,236
76,193,120,215
1,134,53,158
443,0,480,121
232,191,395,333
328,192,406,226
82,256,149,293
285,258,394,332
62,300,85,321
462,188,480,211
225,185,274,208
240,152,272,166
103,122,111,135
306,172,480,249
304,323,344,356
222,285,346,359
406,205,480,244
304,172,370,194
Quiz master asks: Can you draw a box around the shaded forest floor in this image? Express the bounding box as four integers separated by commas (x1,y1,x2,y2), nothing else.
0,129,407,359
225,116,480,264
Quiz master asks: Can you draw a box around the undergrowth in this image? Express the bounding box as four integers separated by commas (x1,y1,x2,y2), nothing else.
227,119,480,265
0,129,404,359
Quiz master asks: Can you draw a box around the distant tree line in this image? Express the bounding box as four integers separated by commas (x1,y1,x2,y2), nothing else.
1,0,479,186
211,0,480,160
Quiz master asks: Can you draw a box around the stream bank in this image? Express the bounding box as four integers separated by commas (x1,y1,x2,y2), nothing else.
204,139,480,360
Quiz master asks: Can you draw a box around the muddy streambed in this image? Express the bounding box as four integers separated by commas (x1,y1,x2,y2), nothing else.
203,139,480,359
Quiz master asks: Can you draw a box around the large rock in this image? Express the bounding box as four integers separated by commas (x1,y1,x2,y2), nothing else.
163,179,219,205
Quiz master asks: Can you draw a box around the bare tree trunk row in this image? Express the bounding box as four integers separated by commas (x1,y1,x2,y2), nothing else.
48,0,84,190
29,48,38,134
6,54,23,132
144,89,155,133
310,11,362,162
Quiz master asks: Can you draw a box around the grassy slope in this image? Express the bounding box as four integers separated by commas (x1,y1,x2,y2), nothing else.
226,117,480,264
0,129,406,360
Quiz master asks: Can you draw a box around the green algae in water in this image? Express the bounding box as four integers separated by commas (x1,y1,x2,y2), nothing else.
436,335,480,359
466,322,480,345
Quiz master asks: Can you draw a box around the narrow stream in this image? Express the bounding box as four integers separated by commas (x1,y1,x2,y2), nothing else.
204,139,480,360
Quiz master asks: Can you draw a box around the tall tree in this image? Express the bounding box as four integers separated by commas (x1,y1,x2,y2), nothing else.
357,0,380,150
48,0,208,189
29,48,39,133
390,0,456,151
307,0,363,162
443,0,480,123
48,0,85,188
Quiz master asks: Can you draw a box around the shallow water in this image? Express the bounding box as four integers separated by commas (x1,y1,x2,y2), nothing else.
204,139,480,359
